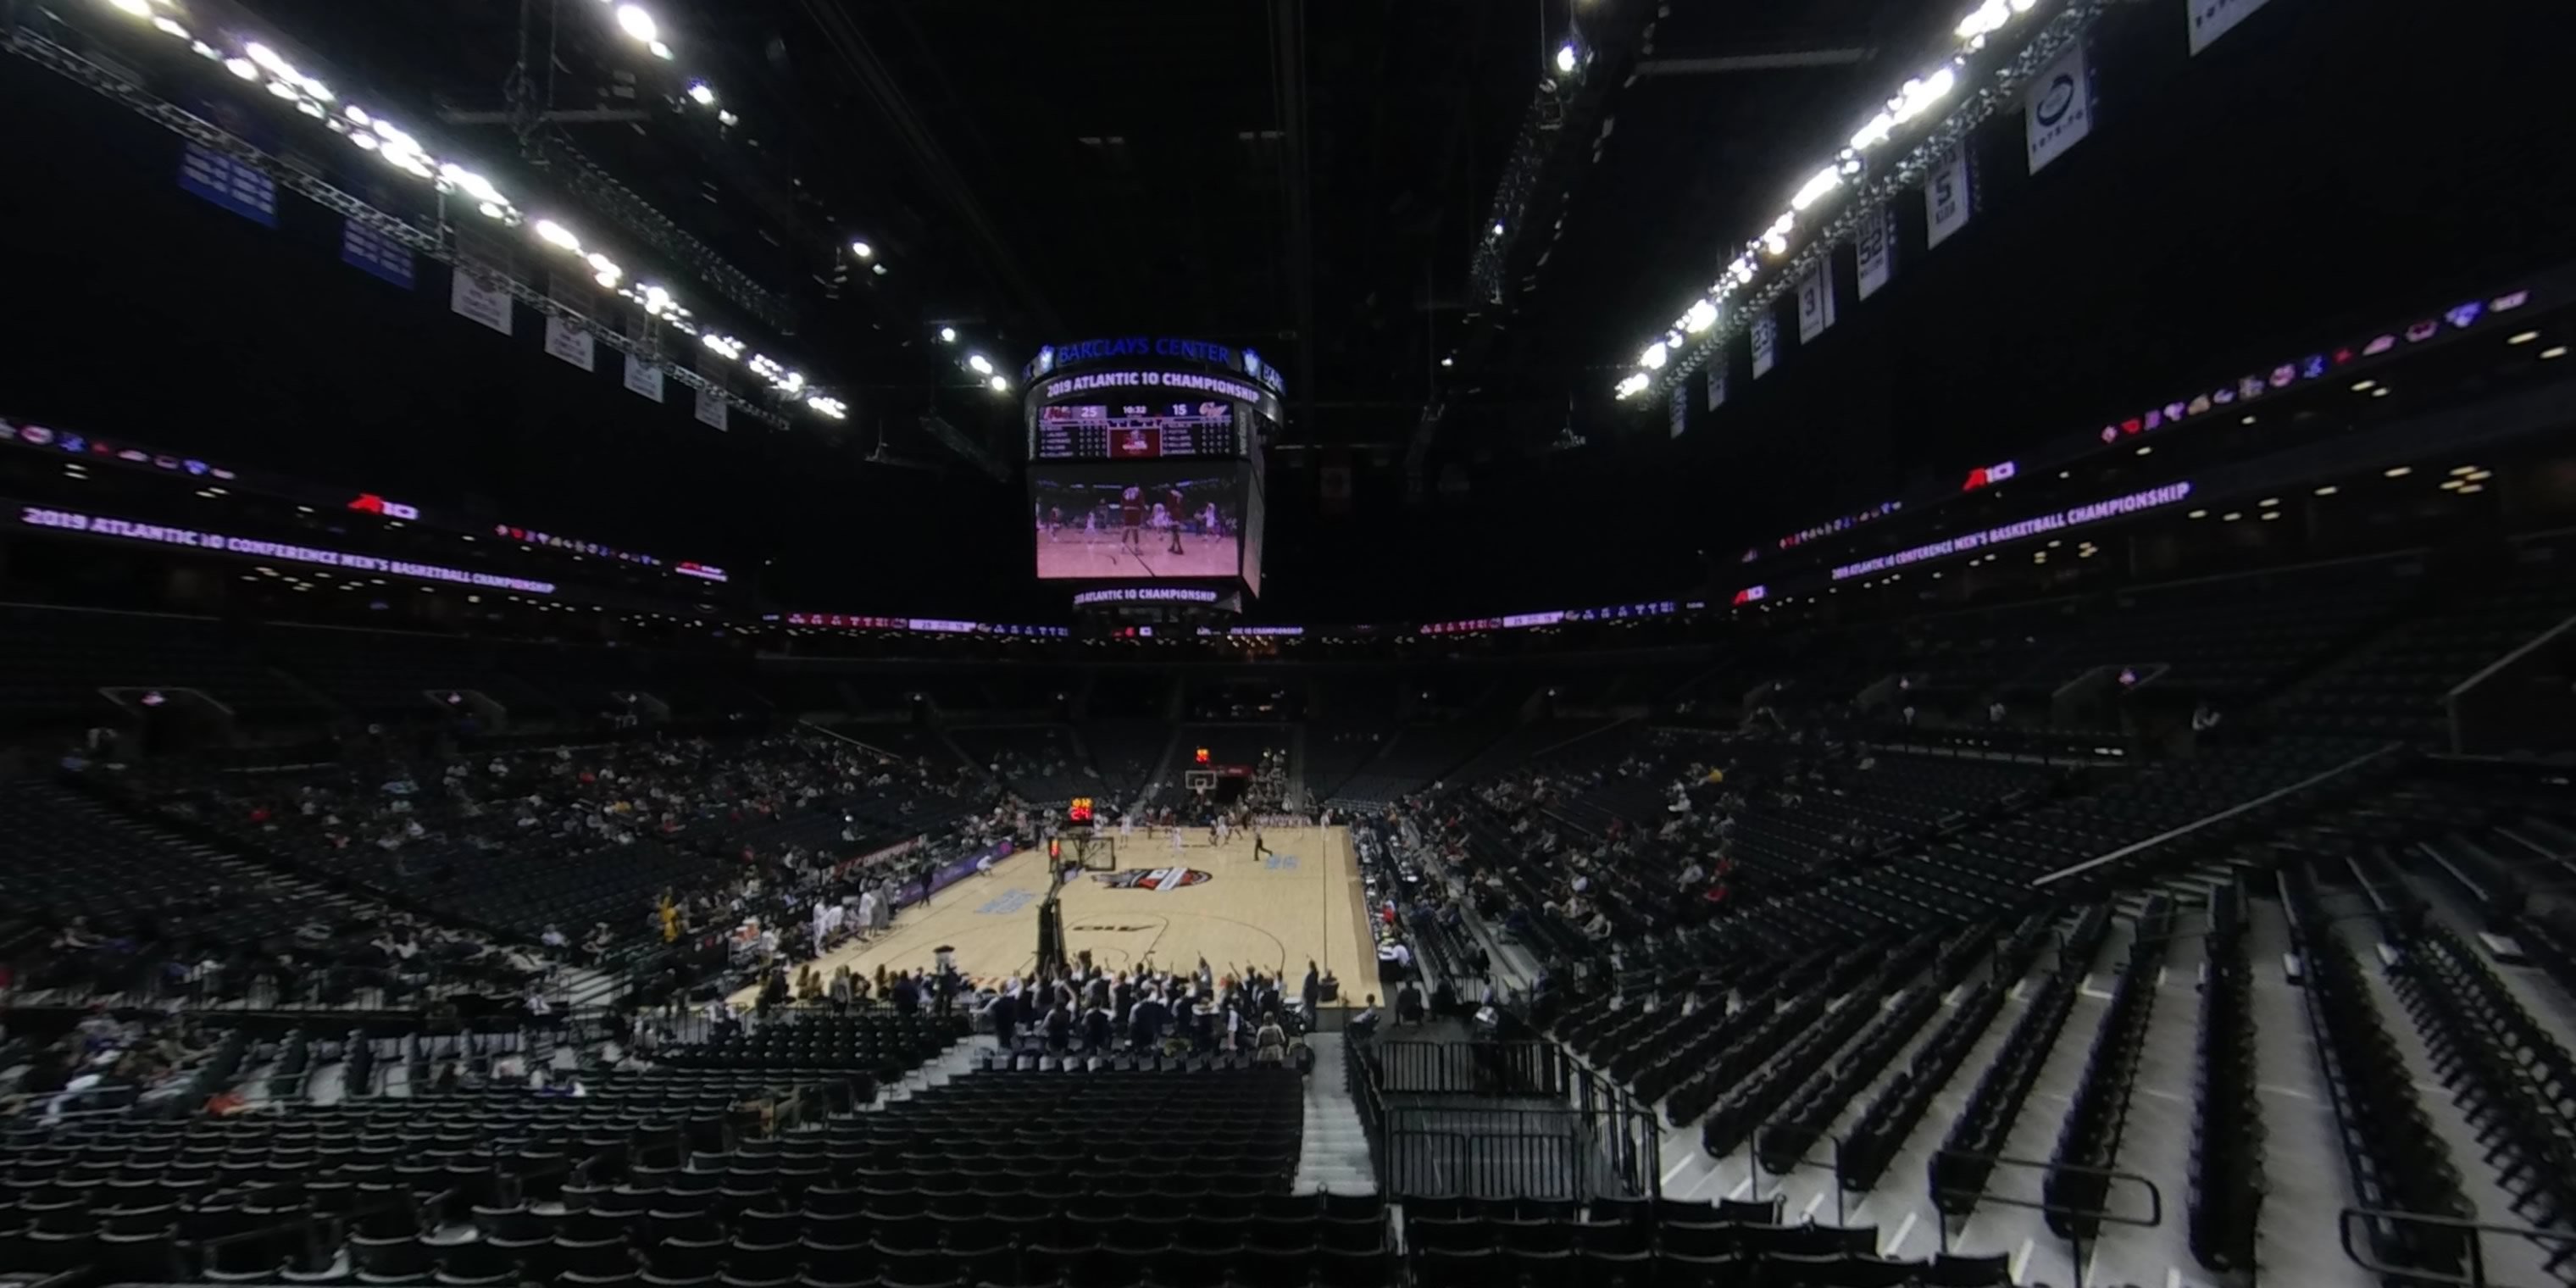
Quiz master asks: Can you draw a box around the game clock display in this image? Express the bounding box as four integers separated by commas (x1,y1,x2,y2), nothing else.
1031,403,1242,461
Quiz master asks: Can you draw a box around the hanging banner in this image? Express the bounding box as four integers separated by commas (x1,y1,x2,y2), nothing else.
1854,205,1895,301
1750,313,1778,380
543,316,597,373
1668,386,1688,438
693,385,730,431
1926,144,1973,248
2025,42,2094,174
339,217,414,290
2189,0,2273,53
1705,364,1727,412
176,142,278,229
1319,447,1352,517
623,353,666,403
1796,264,1836,343
448,265,514,336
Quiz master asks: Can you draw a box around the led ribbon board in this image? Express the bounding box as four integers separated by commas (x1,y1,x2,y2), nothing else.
17,505,558,593
1829,482,2193,580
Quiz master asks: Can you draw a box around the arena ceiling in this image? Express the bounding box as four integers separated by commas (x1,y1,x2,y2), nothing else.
2,0,2573,622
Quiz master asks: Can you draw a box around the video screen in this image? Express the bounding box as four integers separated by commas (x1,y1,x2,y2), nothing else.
1033,464,1244,580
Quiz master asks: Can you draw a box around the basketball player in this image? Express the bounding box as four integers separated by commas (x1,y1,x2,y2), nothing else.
1169,824,1185,858
1251,825,1269,863
1046,505,1065,542
1165,486,1188,554
1214,815,1230,848
1199,500,1222,539
1119,486,1146,554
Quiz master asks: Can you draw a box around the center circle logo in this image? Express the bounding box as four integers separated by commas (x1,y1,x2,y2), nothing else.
2037,75,2076,125
1096,867,1213,891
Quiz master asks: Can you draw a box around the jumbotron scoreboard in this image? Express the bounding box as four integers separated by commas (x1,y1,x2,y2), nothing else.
1025,336,1276,608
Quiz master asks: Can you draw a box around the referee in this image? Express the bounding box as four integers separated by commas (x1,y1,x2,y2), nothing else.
1250,824,1269,863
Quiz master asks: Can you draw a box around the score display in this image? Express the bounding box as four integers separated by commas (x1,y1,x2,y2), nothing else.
1032,403,1241,461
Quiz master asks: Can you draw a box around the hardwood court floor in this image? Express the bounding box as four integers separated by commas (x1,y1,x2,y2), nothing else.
1033,532,1241,580
742,826,1375,1005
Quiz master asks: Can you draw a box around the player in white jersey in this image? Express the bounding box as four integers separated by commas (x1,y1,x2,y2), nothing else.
1169,824,1185,857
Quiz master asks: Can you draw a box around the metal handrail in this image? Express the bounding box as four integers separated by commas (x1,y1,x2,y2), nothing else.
2338,1205,2576,1287
1930,1149,2161,1278
1748,1119,1847,1225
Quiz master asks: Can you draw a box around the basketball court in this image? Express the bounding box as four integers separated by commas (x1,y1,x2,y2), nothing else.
742,825,1376,1009
1035,529,1242,580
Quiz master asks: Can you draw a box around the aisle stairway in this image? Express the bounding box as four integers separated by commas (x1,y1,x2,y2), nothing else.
1294,1033,1380,1194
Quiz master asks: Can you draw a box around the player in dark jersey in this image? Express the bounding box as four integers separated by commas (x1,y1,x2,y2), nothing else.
1165,487,1188,554
1119,486,1145,554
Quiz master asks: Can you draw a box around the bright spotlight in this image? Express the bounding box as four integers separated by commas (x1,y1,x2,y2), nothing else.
108,0,151,14
967,353,994,375
648,41,673,59
224,56,258,80
849,240,874,259
1439,357,1455,368
988,375,1011,393
1554,43,1579,74
534,219,581,251
243,41,293,78
614,3,656,42
686,81,715,106
937,326,958,343
1491,221,1506,236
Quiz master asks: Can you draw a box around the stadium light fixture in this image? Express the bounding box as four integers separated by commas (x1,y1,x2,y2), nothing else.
686,80,715,106
989,375,1011,393
849,240,875,259
2384,466,2413,478
224,55,258,80
967,353,994,375
533,219,581,251
614,4,656,42
937,326,958,343
2544,346,2569,360
1614,0,2045,400
108,0,150,15
1555,43,1580,75
715,109,737,126
1440,356,1455,368
648,42,673,60
2313,486,2338,497
2507,330,2540,345
1491,221,1506,236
